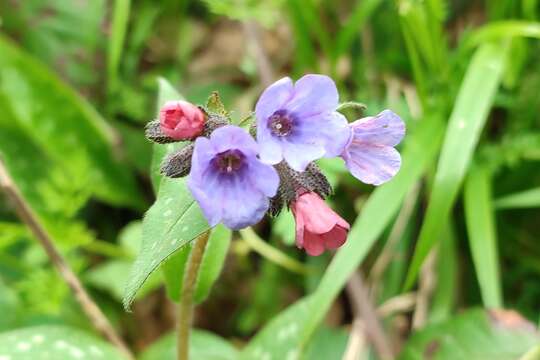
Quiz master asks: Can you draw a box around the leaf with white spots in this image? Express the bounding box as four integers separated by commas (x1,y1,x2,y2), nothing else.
0,325,126,360
123,174,210,308
139,329,238,360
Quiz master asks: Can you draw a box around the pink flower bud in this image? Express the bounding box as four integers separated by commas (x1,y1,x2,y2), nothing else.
291,190,350,256
159,100,205,140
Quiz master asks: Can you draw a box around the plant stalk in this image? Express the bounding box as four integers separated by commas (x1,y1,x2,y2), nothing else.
177,231,210,360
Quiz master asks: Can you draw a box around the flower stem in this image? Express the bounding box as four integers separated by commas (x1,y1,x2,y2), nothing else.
177,231,210,360
239,228,309,274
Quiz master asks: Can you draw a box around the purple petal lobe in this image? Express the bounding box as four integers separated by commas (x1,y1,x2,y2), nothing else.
286,74,338,117
350,110,405,147
255,77,294,123
282,141,325,171
257,124,284,165
220,176,269,230
210,125,259,156
247,158,279,197
343,143,401,185
293,111,351,158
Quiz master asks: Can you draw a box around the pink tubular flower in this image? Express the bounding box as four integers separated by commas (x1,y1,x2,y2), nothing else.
159,100,205,140
291,191,350,256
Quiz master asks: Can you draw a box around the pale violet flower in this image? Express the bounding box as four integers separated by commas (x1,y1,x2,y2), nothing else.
255,74,351,171
340,110,405,185
187,125,279,230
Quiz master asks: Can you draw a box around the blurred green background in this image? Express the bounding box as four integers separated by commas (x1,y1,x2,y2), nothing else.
0,0,539,359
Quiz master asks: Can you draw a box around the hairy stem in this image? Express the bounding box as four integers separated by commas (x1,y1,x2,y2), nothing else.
0,159,133,359
177,231,210,360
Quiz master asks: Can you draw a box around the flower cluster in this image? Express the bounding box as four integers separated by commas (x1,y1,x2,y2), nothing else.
146,75,405,256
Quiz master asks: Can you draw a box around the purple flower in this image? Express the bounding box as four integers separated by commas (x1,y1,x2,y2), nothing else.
255,74,351,171
341,110,405,185
187,125,279,230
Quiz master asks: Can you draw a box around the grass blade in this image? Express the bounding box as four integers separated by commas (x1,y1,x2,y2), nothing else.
494,187,540,209
404,42,509,290
107,0,131,93
464,165,503,308
466,21,540,48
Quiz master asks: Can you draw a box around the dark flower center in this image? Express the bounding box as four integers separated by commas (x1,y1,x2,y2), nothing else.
212,150,245,174
268,110,294,137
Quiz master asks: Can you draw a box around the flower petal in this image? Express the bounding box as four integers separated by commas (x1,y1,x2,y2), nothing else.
210,125,259,156
293,192,340,234
220,175,269,230
343,143,402,185
257,125,284,165
286,74,339,117
282,141,325,172
350,110,405,147
303,232,326,256
247,158,280,197
255,77,294,123
187,170,223,227
322,225,348,250
294,210,305,249
292,111,351,158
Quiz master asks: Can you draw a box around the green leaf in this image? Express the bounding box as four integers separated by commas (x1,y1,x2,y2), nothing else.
194,225,231,303
399,309,539,360
242,115,445,359
494,187,540,209
123,176,209,309
162,225,231,303
464,165,502,308
428,223,457,324
303,327,350,360
0,325,126,359
0,34,142,209
139,330,238,360
404,42,509,290
107,0,131,93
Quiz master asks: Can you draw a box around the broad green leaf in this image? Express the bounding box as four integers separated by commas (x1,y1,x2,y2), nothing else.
399,309,539,360
404,42,509,289
107,0,131,93
0,34,142,209
242,115,445,359
162,225,231,303
194,225,231,303
139,330,238,360
303,327,350,360
0,0,106,88
123,176,209,309
0,325,126,359
464,165,502,308
494,187,540,209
